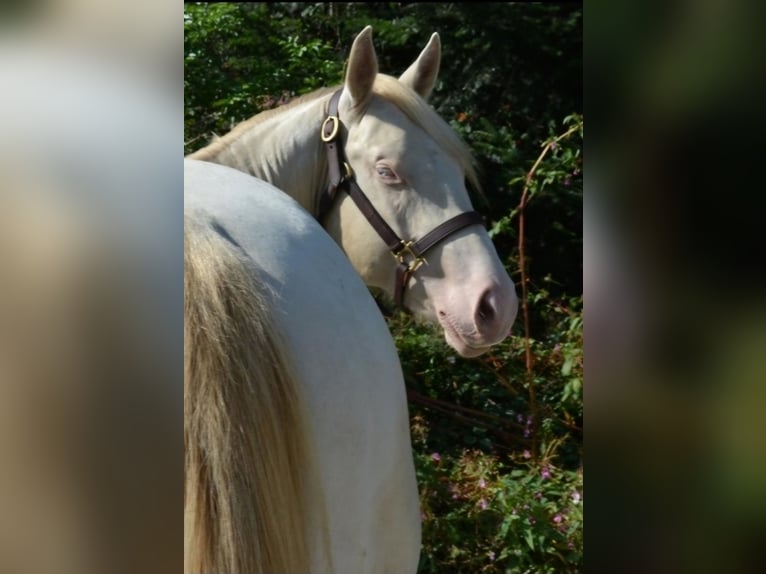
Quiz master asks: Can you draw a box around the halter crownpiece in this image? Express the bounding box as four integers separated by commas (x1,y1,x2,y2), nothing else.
319,89,485,309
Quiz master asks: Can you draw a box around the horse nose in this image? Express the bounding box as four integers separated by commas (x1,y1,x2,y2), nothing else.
474,283,518,343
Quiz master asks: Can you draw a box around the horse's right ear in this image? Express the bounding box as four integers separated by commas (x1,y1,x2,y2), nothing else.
344,26,378,107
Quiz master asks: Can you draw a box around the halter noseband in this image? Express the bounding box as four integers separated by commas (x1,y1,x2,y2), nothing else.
318,89,484,309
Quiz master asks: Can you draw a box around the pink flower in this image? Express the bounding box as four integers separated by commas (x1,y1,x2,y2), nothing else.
572,491,581,504
523,450,531,459
478,499,488,510
431,452,441,462
541,467,551,480
478,478,486,489
553,514,563,524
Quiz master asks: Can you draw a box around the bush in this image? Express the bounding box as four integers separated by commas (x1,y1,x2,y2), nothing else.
393,280,582,572
391,111,583,572
415,448,582,573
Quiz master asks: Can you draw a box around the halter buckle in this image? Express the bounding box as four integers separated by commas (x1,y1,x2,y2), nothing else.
394,241,426,273
321,115,340,142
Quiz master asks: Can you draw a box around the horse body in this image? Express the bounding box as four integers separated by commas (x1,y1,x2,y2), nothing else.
185,26,519,573
185,159,420,573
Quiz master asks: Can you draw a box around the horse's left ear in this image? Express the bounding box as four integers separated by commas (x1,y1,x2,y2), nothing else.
399,33,441,100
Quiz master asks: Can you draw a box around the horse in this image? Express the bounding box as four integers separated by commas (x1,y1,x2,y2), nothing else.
184,26,519,573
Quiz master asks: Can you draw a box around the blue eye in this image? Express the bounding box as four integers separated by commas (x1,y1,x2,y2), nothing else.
376,165,397,180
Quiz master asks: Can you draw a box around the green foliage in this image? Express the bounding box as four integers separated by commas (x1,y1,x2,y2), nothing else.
415,449,582,573
391,112,583,568
398,288,583,572
394,290,583,463
184,3,346,153
184,3,582,572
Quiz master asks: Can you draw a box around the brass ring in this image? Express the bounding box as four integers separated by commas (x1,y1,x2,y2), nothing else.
321,116,340,142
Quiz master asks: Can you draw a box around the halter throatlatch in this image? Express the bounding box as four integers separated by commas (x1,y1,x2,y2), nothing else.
319,89,484,309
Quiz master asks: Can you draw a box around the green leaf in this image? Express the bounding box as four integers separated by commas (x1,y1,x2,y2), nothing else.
524,530,535,550
561,354,574,376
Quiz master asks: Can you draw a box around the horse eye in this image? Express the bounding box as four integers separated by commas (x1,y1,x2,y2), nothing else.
376,165,397,180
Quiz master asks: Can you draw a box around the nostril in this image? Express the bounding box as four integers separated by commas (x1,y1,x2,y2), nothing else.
476,290,497,325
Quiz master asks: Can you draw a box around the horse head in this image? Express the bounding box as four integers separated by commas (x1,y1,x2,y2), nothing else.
323,27,518,357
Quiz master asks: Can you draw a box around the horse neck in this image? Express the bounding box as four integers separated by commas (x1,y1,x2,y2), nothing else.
199,95,330,215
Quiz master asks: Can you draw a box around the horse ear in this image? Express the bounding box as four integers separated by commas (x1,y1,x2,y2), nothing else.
399,33,441,100
344,26,378,107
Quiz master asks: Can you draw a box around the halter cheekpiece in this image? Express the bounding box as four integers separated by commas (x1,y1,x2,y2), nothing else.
318,89,485,309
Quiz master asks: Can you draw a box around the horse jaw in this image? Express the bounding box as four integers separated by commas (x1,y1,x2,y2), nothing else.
437,315,493,358
410,230,519,358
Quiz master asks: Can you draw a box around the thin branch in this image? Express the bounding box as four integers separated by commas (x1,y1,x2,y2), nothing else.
407,388,530,448
406,387,526,431
515,121,582,459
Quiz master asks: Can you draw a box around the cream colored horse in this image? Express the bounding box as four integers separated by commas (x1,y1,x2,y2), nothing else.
185,26,519,574
189,26,518,357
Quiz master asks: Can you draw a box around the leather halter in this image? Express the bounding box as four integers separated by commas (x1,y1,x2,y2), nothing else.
318,89,484,308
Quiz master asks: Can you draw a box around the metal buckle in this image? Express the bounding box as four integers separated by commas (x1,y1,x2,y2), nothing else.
321,115,340,142
394,240,426,273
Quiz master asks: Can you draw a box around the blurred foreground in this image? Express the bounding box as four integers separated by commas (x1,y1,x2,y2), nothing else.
0,2,181,573
587,0,766,571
